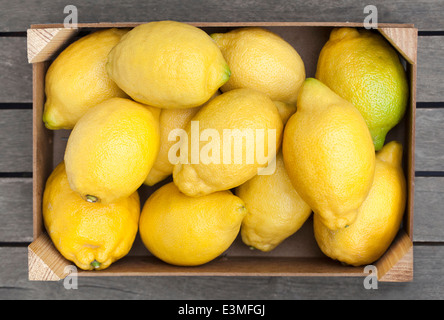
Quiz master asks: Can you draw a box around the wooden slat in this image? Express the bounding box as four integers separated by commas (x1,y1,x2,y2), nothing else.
27,28,78,63
379,27,418,65
0,174,440,247
417,36,444,102
414,177,444,242
0,37,32,103
28,233,71,281
0,178,32,243
1,0,444,32
415,108,444,171
0,110,32,172
1,244,444,299
376,231,413,282
0,35,442,104
0,175,439,245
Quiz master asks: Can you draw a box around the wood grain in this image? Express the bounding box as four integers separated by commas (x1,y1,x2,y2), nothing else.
0,37,32,103
0,107,440,180
28,233,71,281
417,36,444,102
415,108,444,171
0,175,440,244
0,178,33,242
27,28,78,63
376,231,413,282
379,27,418,64
32,62,53,240
0,110,32,172
414,177,444,242
1,245,444,299
0,169,439,245
0,35,441,104
1,0,444,32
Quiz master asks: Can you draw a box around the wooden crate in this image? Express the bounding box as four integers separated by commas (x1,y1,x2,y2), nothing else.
27,22,417,282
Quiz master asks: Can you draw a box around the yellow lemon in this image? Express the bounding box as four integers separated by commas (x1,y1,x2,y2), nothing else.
107,21,230,109
316,27,409,150
144,93,219,186
64,97,160,204
139,182,247,266
235,152,312,252
43,162,140,271
173,88,283,197
43,28,129,130
283,78,375,230
274,100,297,125
314,141,406,266
211,27,305,105
144,106,201,186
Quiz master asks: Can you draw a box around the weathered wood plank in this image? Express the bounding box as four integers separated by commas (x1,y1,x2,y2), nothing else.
0,174,440,244
0,110,32,172
414,177,444,242
0,107,440,176
1,245,443,299
0,0,443,32
0,178,33,243
0,34,442,103
415,108,444,171
417,36,444,103
0,37,32,103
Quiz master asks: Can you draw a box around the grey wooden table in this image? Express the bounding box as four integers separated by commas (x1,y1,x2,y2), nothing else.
1,0,443,300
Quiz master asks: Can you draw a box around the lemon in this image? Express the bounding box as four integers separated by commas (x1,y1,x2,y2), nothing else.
43,28,129,130
144,106,201,186
314,141,406,266
211,27,305,105
107,21,230,109
173,88,283,197
283,78,375,230
235,152,312,252
144,93,220,186
139,182,247,266
43,162,140,271
316,27,409,151
274,100,297,125
64,97,160,204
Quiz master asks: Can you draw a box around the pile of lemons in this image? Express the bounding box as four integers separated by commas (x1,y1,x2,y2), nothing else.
42,21,408,270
